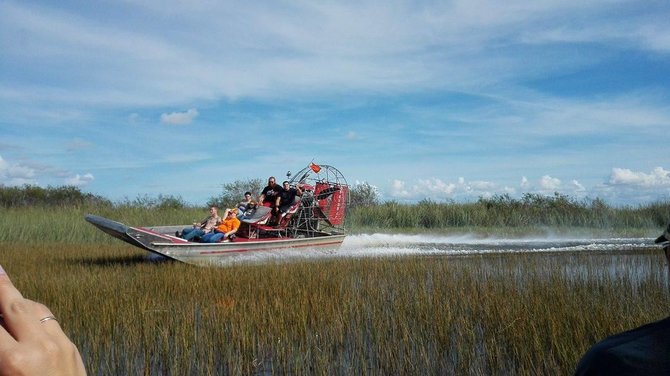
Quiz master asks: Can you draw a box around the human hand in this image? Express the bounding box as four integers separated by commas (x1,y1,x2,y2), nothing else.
0,265,86,376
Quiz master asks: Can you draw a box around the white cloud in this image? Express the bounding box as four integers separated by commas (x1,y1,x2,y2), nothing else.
571,179,586,192
390,179,410,198
539,175,561,191
385,169,670,205
3,0,667,109
608,167,670,187
519,175,590,197
65,173,94,187
0,155,100,189
469,180,497,191
389,177,502,201
0,155,37,185
388,174,602,202
520,176,529,189
418,178,457,196
590,167,670,205
160,108,199,125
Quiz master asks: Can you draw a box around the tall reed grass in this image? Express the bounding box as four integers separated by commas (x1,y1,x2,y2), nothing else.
2,243,667,375
0,207,205,244
348,196,670,236
1,197,666,245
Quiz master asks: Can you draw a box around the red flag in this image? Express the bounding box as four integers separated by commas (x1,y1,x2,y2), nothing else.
310,162,321,173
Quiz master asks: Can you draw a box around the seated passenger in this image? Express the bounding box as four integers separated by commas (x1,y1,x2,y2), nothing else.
278,181,302,213
179,206,221,241
237,191,257,218
201,208,241,243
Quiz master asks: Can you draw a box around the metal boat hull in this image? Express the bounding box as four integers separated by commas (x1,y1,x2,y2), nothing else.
85,214,345,266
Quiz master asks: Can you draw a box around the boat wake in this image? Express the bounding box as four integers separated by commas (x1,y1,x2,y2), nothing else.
151,233,657,266
337,233,656,258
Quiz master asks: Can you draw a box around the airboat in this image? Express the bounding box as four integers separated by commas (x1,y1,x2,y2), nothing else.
85,164,348,266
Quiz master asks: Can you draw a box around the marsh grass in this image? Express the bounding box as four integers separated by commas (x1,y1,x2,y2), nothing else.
0,207,205,244
348,196,670,236
2,242,668,375
1,201,664,246
1,192,667,373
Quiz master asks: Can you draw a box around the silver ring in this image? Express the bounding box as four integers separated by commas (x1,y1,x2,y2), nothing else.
39,315,58,324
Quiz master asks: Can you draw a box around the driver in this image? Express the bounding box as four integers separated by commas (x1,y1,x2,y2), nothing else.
278,181,303,213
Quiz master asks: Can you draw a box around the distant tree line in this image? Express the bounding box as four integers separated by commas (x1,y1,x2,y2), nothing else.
207,178,264,209
0,185,188,210
0,181,375,210
0,185,111,208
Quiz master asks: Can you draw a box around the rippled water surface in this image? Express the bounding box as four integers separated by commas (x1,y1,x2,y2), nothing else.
339,233,657,257
335,234,667,284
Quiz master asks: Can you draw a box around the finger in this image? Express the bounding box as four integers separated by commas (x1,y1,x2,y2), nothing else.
33,302,65,337
0,265,21,346
0,264,43,342
0,312,17,349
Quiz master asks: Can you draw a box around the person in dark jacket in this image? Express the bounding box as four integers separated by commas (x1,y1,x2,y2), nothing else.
278,181,302,213
258,177,282,208
574,224,670,376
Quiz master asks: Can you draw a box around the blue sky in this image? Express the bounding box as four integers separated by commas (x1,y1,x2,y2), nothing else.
1,0,669,206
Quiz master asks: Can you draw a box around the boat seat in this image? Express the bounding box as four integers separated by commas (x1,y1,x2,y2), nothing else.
237,199,302,239
240,206,272,224
276,200,300,226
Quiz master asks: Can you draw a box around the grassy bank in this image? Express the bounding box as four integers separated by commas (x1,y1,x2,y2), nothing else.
2,243,667,375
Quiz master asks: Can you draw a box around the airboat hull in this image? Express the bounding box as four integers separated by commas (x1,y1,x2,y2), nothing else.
85,214,346,266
